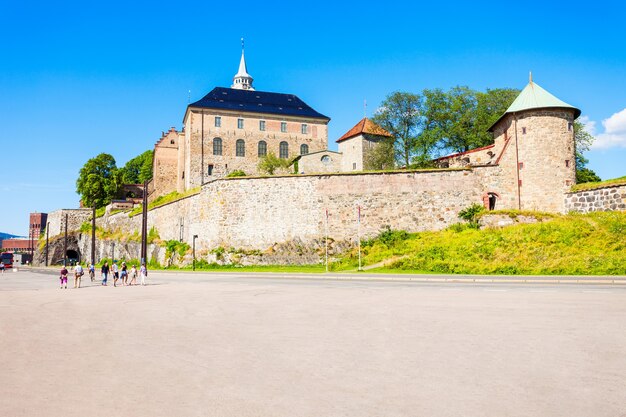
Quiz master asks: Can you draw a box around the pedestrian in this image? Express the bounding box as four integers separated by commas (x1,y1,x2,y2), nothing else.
88,262,95,282
129,264,137,286
112,261,120,287
74,264,84,288
121,262,128,286
101,261,109,286
60,266,68,289
140,263,148,286
0,262,4,274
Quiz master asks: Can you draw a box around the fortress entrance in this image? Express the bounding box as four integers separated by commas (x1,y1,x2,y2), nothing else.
66,249,80,265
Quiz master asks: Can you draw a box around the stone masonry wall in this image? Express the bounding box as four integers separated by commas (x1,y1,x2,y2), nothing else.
47,209,92,237
565,185,626,213
71,170,485,256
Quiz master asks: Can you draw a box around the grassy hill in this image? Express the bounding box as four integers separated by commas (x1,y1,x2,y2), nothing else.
333,211,626,275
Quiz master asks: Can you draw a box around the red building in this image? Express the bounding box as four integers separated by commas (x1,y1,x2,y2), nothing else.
0,212,48,254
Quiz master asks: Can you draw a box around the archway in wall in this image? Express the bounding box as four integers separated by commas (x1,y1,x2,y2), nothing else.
482,192,500,211
66,249,80,265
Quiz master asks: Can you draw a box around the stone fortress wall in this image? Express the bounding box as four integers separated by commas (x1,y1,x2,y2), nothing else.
46,209,92,238
564,184,626,213
70,169,489,253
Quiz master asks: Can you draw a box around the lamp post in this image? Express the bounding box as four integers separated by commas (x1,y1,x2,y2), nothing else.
192,235,198,271
45,222,49,267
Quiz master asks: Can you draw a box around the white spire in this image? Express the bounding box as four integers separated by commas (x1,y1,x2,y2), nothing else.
232,38,254,90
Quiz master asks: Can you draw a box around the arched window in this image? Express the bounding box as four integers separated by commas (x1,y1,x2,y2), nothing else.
213,138,222,156
236,139,245,157
258,141,267,157
279,141,289,159
300,144,309,155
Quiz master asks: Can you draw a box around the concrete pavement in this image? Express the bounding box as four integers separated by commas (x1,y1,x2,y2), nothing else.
1,269,626,416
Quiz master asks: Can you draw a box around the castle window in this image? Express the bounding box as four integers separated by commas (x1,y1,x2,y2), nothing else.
213,138,223,156
279,141,289,158
519,162,524,169
565,160,570,167
301,124,308,134
236,139,245,157
522,127,527,135
207,164,214,176
215,117,221,128
281,122,287,133
237,118,244,129
259,120,265,131
568,122,573,131
300,144,309,155
353,163,357,170
170,139,175,144
258,141,267,157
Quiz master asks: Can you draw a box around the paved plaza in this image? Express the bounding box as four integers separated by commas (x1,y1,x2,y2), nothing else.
1,269,626,417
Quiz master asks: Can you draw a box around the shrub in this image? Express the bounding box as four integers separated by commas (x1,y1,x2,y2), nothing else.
458,203,485,228
226,170,247,178
378,227,409,247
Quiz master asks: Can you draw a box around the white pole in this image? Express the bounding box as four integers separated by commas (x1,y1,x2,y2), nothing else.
325,208,329,273
357,205,362,271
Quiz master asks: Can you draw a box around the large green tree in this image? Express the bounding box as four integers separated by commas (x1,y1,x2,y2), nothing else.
574,120,601,183
422,87,519,154
372,92,434,167
118,150,153,184
76,153,120,208
363,137,395,170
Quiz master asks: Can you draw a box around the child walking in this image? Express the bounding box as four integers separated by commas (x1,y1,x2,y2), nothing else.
129,265,137,285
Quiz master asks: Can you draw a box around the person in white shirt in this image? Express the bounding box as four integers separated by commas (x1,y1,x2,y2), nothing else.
74,264,84,288
112,261,120,287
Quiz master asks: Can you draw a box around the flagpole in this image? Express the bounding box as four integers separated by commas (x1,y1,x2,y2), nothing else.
357,205,362,271
325,208,329,273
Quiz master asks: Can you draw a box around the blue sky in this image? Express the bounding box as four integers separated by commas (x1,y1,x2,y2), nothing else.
1,1,625,236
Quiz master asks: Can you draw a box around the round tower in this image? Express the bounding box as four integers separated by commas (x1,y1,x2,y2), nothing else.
488,75,580,213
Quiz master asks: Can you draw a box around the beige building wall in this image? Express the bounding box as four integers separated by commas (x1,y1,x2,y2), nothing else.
338,135,364,171
297,151,342,174
152,128,179,198
180,109,328,190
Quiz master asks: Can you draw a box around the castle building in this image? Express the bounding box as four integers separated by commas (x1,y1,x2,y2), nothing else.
152,45,331,196
436,75,580,212
336,117,394,171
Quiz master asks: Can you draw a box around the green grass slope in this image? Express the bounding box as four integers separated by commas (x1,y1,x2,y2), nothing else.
333,212,626,275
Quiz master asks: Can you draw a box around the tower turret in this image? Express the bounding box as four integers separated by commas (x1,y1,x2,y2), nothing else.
231,39,254,91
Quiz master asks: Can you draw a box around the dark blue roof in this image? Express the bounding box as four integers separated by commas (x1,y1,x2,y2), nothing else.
188,87,330,121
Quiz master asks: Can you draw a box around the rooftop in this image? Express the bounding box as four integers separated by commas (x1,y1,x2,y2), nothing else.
336,117,393,143
187,87,330,121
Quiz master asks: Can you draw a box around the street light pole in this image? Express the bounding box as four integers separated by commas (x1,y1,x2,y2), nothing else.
192,235,198,271
45,222,49,267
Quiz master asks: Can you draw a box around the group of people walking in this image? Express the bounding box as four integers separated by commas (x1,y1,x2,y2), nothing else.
59,261,147,289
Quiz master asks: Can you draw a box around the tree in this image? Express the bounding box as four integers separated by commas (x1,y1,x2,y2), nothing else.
422,87,519,155
574,120,600,183
118,150,153,184
76,153,120,209
363,137,395,170
258,153,289,175
372,92,432,167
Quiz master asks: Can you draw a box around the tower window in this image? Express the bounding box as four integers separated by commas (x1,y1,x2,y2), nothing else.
300,144,309,155
353,163,357,170
568,123,573,131
281,122,287,133
236,139,245,157
258,141,267,157
522,127,527,135
259,120,265,131
301,124,308,134
213,138,223,156
565,160,570,168
237,118,244,129
207,165,214,176
518,162,524,169
215,117,221,128
279,141,289,158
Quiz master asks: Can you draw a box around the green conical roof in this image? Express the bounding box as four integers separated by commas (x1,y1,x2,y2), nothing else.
488,78,581,131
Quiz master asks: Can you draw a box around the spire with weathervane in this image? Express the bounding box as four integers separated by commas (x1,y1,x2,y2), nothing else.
231,38,254,91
